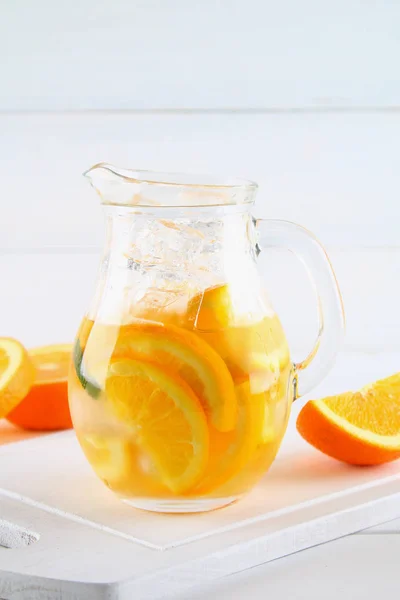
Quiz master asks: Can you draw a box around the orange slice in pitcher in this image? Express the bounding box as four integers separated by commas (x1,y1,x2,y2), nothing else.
78,433,133,486
187,284,234,331
195,381,267,494
0,338,34,418
113,322,236,432
7,344,73,431
106,357,209,493
187,284,290,384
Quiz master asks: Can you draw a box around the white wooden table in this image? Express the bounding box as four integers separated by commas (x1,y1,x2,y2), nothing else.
179,531,400,599
1,352,399,599
188,352,400,599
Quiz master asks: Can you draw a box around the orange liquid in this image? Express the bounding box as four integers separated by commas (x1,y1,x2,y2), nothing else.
68,289,293,506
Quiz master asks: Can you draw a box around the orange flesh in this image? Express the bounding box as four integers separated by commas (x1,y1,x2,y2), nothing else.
8,344,73,431
324,374,400,436
297,373,400,465
113,322,237,432
0,338,35,419
69,284,292,499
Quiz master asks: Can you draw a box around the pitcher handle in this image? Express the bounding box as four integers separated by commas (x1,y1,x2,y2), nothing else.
253,218,345,398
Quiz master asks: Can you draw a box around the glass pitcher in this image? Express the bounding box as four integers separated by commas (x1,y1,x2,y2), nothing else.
69,164,345,513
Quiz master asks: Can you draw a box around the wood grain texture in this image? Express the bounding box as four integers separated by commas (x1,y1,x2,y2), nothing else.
177,534,400,600
0,421,43,446
0,519,39,549
1,424,400,598
1,354,400,598
0,251,398,353
2,419,400,550
0,3,398,596
1,1,400,110
1,112,399,249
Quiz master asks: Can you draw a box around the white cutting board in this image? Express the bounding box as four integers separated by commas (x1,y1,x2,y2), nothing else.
1,417,400,600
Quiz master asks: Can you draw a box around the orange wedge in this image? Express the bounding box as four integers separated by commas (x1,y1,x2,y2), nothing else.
113,321,237,432
297,373,400,465
106,357,209,493
7,344,73,431
0,338,34,418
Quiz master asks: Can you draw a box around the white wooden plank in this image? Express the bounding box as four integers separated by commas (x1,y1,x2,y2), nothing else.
0,495,156,597
2,425,400,598
0,251,398,353
0,518,39,550
362,517,400,534
1,354,400,597
2,493,400,599
1,1,400,110
263,248,400,354
1,112,399,249
177,534,400,600
0,421,44,447
0,254,99,349
1,411,400,551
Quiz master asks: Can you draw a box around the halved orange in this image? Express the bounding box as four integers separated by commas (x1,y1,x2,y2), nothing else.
7,344,73,431
0,338,34,418
112,321,237,432
297,373,400,465
106,357,209,494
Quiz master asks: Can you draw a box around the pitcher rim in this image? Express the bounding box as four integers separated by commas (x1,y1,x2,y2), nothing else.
84,163,258,195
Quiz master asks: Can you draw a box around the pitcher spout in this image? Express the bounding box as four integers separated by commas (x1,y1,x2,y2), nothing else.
83,163,257,207
83,162,116,184
83,163,130,205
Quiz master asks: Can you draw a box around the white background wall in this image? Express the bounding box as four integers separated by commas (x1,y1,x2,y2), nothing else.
1,1,399,363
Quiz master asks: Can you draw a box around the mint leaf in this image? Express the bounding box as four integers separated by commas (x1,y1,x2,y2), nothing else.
73,338,102,399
